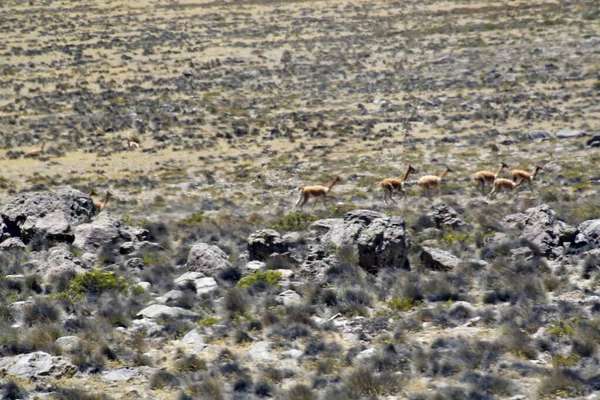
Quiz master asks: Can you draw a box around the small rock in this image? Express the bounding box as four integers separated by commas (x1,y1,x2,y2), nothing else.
355,348,376,362
156,289,182,304
420,247,461,271
101,367,142,382
527,130,553,141
136,282,152,291
195,277,218,295
55,336,80,353
248,341,276,362
555,129,586,139
174,271,205,288
187,243,232,276
276,290,302,306
136,304,191,319
0,237,26,251
243,260,265,274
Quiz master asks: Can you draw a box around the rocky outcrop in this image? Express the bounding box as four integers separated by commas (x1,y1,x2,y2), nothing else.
0,351,76,379
572,219,600,251
33,245,89,282
428,204,469,231
0,188,95,247
247,229,289,261
502,204,576,259
315,210,410,273
73,213,151,254
187,243,232,275
420,247,461,271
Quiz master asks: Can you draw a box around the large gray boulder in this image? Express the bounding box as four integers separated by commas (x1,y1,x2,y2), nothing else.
502,204,576,259
420,247,461,271
187,243,232,275
0,351,76,379
0,188,95,246
555,129,586,139
572,219,600,251
247,229,289,261
73,213,150,254
316,210,410,273
33,245,89,282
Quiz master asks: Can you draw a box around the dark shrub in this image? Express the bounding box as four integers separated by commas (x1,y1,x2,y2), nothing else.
23,300,60,326
254,381,272,397
149,370,180,390
1,379,28,400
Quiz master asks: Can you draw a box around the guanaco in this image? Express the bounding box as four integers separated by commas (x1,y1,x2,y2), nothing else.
474,162,509,194
418,166,453,198
88,189,110,212
128,141,139,149
489,177,524,199
510,165,542,192
293,176,341,211
25,140,46,157
381,165,416,204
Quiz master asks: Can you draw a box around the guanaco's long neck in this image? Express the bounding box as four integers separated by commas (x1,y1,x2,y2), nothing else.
41,142,45,152
515,178,524,188
401,167,412,182
532,167,540,178
102,192,110,207
439,168,450,179
495,164,505,176
326,178,339,190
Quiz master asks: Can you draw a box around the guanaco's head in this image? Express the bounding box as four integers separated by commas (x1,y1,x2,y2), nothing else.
445,166,453,173
87,189,98,196
408,165,417,173
501,162,509,168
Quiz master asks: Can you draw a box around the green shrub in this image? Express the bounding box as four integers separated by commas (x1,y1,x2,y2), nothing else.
199,316,219,327
274,212,318,231
70,270,128,296
388,297,420,311
238,271,282,288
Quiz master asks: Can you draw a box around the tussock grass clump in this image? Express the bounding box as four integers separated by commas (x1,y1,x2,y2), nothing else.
149,370,180,390
51,387,112,400
285,384,316,400
0,379,28,400
71,340,107,373
344,366,405,397
537,368,585,399
224,288,247,319
22,324,62,354
23,300,60,326
174,354,207,373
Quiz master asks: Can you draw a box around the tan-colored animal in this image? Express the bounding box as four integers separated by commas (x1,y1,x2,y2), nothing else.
418,166,452,198
474,162,508,194
88,189,110,212
293,176,341,211
25,140,45,157
510,165,542,192
128,141,139,149
489,177,524,198
381,165,416,204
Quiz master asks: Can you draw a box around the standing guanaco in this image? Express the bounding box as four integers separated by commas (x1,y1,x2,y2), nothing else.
489,177,524,199
88,189,110,212
510,165,542,192
293,176,341,211
381,165,416,204
474,162,508,194
418,166,453,198
25,140,46,157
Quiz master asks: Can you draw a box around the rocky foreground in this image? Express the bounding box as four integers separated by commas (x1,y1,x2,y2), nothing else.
0,188,599,399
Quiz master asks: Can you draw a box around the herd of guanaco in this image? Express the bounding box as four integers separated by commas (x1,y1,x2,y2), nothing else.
293,163,542,209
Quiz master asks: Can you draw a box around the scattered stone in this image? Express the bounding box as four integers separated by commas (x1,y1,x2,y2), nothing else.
355,348,376,363
136,281,152,291
101,367,143,382
420,247,461,271
136,304,192,319
243,260,265,274
73,213,151,254
187,243,232,275
555,129,586,139
276,290,302,306
247,341,276,362
156,289,182,304
55,336,80,353
527,130,553,141
195,277,219,295
586,133,600,147
0,351,76,379
174,271,206,288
